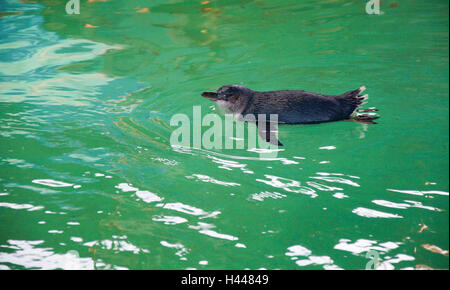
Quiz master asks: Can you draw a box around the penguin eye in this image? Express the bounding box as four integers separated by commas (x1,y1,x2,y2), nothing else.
227,88,237,96
217,86,239,100
218,89,231,99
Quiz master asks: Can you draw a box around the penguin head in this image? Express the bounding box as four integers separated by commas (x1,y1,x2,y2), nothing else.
202,85,253,113
202,85,249,100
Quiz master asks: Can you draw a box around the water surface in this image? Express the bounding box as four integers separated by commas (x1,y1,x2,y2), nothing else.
0,0,448,269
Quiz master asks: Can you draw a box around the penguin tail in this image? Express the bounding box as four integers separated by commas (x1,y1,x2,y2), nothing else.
340,86,369,107
338,86,378,121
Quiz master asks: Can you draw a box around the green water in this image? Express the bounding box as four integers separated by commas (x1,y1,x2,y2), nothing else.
0,0,448,270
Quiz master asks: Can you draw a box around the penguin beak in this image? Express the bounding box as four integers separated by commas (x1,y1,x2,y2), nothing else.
201,91,219,101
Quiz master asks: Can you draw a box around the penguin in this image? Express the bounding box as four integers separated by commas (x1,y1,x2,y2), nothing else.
201,84,378,146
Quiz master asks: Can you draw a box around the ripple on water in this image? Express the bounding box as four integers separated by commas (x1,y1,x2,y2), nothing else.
285,244,341,269
251,191,287,202
0,202,43,211
84,236,146,257
387,189,449,197
152,215,188,225
114,181,238,244
372,199,441,212
333,238,415,270
161,202,208,216
172,145,300,170
186,174,240,187
32,179,73,187
334,238,401,255
309,175,360,187
0,240,94,270
189,222,238,241
352,207,403,219
1,0,447,271
160,241,189,260
256,174,317,198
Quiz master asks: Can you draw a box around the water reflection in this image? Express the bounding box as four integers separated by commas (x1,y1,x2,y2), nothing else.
113,180,237,244
0,202,43,211
256,174,318,198
285,244,341,269
333,238,417,270
186,174,240,187
189,222,238,241
251,191,286,202
372,199,441,212
334,238,401,255
0,240,95,270
172,145,299,166
152,215,188,225
1,0,448,270
387,188,449,196
310,175,360,187
352,207,403,218
160,240,189,260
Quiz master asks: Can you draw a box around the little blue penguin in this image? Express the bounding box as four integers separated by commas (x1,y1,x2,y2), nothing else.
201,84,378,146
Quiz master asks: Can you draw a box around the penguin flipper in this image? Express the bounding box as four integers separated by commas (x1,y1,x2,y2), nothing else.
256,120,283,146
